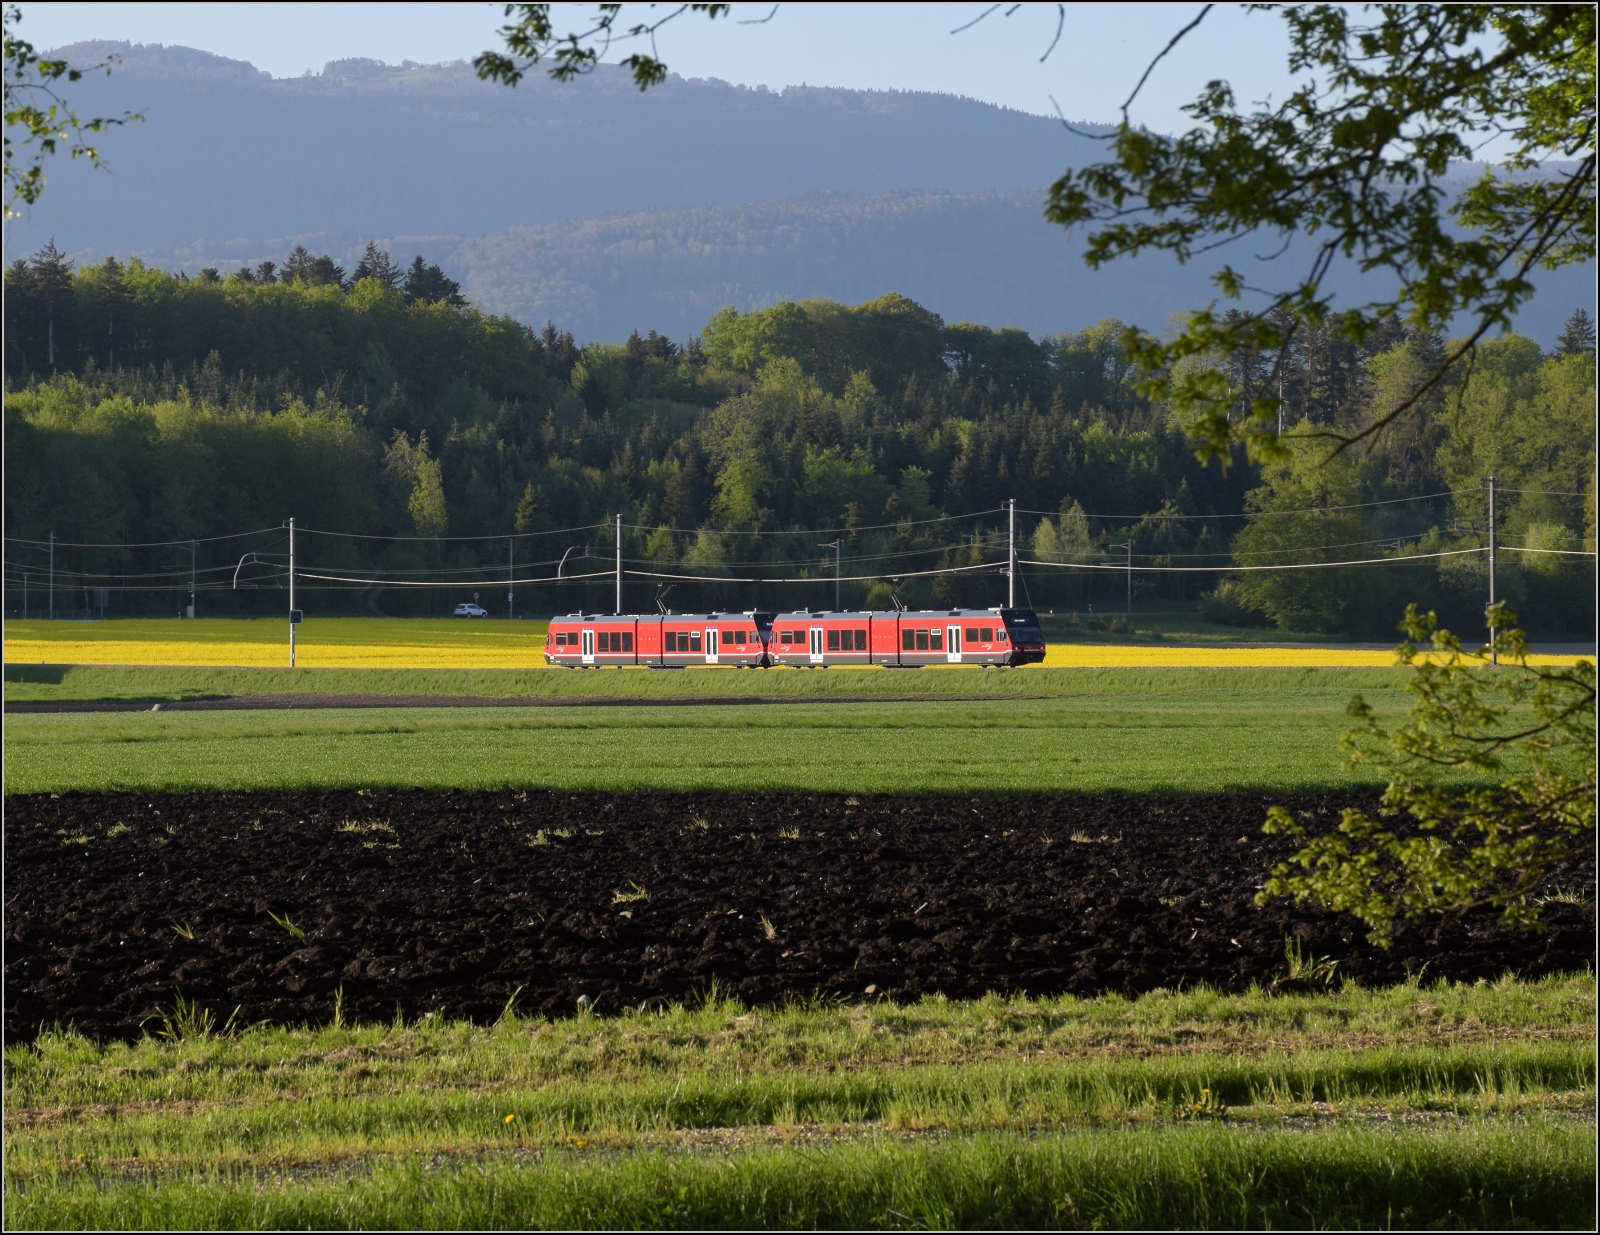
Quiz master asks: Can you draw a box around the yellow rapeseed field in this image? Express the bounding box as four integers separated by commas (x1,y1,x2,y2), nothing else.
4,617,1589,671
3,618,546,670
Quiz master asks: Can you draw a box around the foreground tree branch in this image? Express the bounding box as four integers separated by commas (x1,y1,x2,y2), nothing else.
1258,604,1596,946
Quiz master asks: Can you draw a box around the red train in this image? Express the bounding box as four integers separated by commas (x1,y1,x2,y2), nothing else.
544,608,1046,668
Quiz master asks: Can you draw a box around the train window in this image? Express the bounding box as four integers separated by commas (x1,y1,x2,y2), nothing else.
622,632,633,652
929,629,943,651
980,627,994,643
854,630,867,650
827,630,840,651
965,627,980,641
780,630,793,645
915,629,929,651
903,629,916,651
996,629,1007,642
556,631,568,646
733,630,744,645
689,631,702,653
667,632,681,652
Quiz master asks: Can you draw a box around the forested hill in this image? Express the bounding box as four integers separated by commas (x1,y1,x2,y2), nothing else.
5,257,1594,635
10,43,1093,256
16,43,1590,343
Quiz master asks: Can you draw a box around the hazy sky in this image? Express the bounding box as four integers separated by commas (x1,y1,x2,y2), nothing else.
20,1,1297,131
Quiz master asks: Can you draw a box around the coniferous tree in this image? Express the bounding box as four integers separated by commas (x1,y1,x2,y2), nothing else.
81,255,125,369
403,255,465,307
5,258,37,370
281,245,345,288
1555,308,1596,356
1290,313,1362,424
253,260,278,284
352,241,403,289
29,239,74,368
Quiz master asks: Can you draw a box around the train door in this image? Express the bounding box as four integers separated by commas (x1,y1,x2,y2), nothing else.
581,628,595,664
946,625,962,663
809,626,824,665
705,628,719,664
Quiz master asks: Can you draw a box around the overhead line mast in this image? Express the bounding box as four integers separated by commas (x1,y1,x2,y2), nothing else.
1007,499,1016,609
288,517,297,668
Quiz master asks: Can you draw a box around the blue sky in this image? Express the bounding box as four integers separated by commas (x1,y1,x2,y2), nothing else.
20,2,1296,132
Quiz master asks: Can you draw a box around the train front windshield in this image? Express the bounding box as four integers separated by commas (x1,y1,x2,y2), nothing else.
1007,613,1043,642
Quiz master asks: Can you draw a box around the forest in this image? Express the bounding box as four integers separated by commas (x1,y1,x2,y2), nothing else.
4,244,1595,635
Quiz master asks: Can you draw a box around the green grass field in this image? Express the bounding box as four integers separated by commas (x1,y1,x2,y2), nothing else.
3,662,1410,703
9,661,1590,1229
7,977,1593,1230
4,677,1418,795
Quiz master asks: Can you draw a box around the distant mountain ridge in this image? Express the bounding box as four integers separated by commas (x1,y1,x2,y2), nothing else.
12,42,1099,251
12,42,1590,345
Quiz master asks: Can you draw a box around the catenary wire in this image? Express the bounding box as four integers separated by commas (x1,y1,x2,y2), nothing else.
623,508,1006,537
4,527,283,549
296,522,611,542
1020,547,1490,573
1017,490,1472,522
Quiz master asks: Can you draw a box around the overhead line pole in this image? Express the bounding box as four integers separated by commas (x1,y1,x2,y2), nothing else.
288,517,296,669
508,536,514,620
817,540,842,610
1007,499,1016,609
48,530,54,620
1110,541,1133,617
616,514,623,615
1486,474,1498,667
189,539,196,619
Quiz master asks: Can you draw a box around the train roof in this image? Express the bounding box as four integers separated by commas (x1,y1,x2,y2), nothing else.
550,609,1037,623
770,608,1038,621
550,612,771,622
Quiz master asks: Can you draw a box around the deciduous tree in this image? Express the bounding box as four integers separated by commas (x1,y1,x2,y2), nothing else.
3,3,140,215
1260,606,1595,946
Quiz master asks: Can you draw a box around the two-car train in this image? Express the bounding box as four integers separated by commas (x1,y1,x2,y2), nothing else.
544,608,1046,669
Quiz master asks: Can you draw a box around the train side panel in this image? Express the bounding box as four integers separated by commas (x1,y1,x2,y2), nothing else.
545,608,1042,668
636,615,664,665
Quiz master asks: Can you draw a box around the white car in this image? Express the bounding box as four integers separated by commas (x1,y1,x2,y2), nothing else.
453,603,489,618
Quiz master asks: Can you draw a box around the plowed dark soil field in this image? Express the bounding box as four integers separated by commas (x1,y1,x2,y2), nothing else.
6,790,1592,1042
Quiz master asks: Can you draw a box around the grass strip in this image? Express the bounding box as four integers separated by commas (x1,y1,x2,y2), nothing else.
10,1121,1593,1231
3,662,1416,704
13,977,1591,1109
9,978,1591,1180
8,1043,1591,1178
4,692,1416,794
